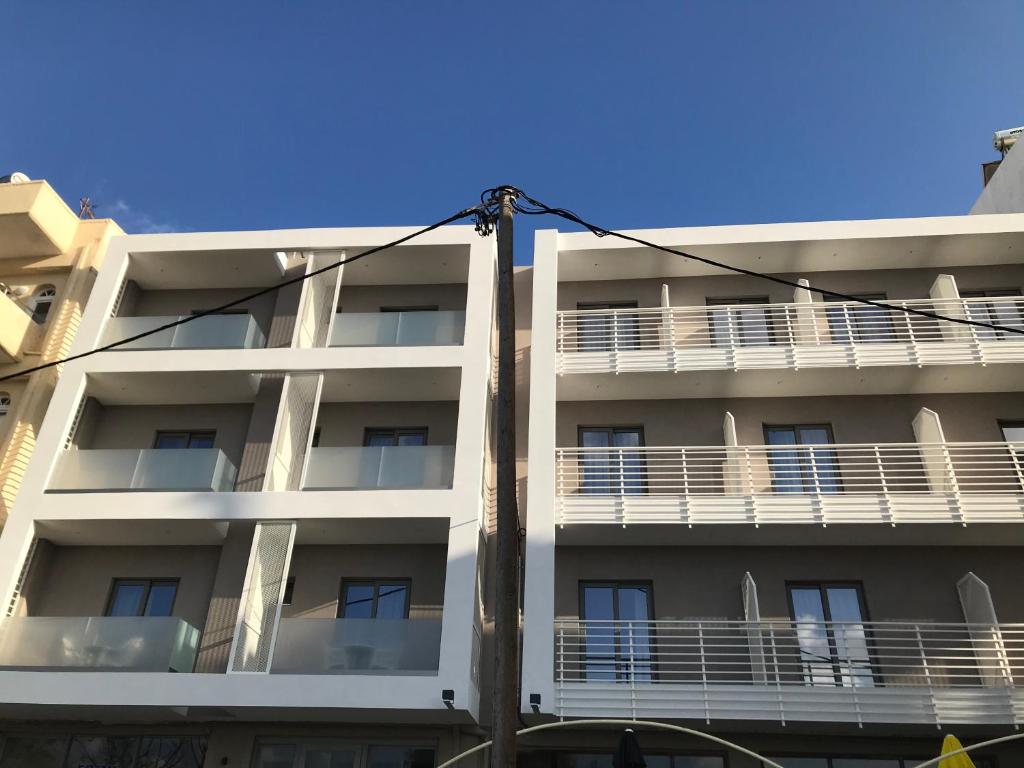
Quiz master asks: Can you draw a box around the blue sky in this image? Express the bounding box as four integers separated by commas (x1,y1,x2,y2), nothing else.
3,2,1022,264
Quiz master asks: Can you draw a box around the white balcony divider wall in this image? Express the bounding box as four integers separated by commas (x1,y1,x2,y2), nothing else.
266,373,323,492
228,521,296,673
296,251,344,349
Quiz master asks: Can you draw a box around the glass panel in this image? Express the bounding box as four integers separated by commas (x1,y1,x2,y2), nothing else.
1001,425,1024,442
798,427,840,494
132,449,237,492
674,760,726,768
833,761,902,768
581,585,616,681
790,587,834,685
187,433,215,449
305,746,357,768
103,314,265,350
301,446,455,491
136,737,206,768
144,583,178,617
826,587,873,687
766,427,804,493
64,736,138,768
253,745,297,768
618,585,653,682
396,432,427,447
341,584,376,619
365,747,434,768
331,311,464,347
375,584,409,619
580,429,612,495
269,618,442,674
0,616,200,672
108,583,146,617
614,430,645,495
154,433,189,449
736,306,771,346
101,316,177,349
366,432,397,447
0,737,67,768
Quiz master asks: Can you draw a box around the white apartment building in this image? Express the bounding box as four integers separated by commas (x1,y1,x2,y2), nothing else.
521,213,1024,766
0,226,497,767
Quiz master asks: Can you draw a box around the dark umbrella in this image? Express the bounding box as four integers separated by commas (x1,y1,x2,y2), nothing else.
613,729,646,768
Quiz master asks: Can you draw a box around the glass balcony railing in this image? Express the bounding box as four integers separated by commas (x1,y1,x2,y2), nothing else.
301,445,455,490
329,311,465,347
270,618,442,674
102,313,266,350
0,616,200,672
49,448,238,492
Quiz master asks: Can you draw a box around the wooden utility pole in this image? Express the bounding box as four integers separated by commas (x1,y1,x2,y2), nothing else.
491,187,520,768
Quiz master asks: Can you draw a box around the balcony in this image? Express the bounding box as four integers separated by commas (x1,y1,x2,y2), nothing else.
49,448,238,493
557,297,1024,375
302,445,455,490
554,618,1024,725
270,618,442,674
330,310,465,347
0,616,199,672
101,313,266,350
0,288,36,362
0,180,79,258
555,442,1024,525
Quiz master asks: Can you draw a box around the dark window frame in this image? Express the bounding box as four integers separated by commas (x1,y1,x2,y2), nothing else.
362,427,429,447
337,578,412,619
104,577,180,617
577,425,647,495
705,295,774,347
764,423,841,494
282,576,296,606
575,300,640,352
152,430,217,449
578,580,656,683
824,292,896,343
785,581,875,688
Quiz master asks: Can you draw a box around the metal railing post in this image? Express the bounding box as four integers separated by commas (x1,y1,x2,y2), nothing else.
699,621,710,724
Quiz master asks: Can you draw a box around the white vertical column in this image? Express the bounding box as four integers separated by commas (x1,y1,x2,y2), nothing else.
930,274,969,342
792,278,818,345
437,232,495,718
227,521,296,674
295,251,345,349
659,284,673,350
521,230,559,714
265,373,323,492
742,572,767,683
957,572,1009,688
912,407,952,493
723,411,742,495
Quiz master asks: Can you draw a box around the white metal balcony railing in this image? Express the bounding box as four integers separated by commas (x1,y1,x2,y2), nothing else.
301,445,456,490
330,310,465,347
556,296,1024,373
102,313,266,350
48,448,238,493
555,442,1024,524
270,618,442,675
555,619,1024,725
0,616,200,672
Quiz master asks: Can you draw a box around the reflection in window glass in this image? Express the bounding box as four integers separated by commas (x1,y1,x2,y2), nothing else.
366,746,434,768
64,735,138,768
0,737,67,768
254,744,297,768
559,755,723,768
304,746,357,768
833,761,901,768
136,736,206,768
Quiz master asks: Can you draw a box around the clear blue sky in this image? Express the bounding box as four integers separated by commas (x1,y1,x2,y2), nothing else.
3,2,1022,263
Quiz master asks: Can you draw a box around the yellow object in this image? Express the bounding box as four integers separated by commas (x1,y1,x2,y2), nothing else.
938,735,977,768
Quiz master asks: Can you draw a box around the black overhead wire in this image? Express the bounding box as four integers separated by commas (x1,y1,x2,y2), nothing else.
489,186,1024,337
0,205,481,383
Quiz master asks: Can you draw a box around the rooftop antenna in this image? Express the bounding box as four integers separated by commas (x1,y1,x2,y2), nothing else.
78,197,96,219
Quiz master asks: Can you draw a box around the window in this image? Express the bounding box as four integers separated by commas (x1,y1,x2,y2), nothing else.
380,305,439,312
0,735,207,768
365,746,434,768
282,576,296,606
311,426,322,448
579,581,654,682
338,580,410,619
962,288,1024,340
106,579,179,617
1001,420,1024,443
825,293,895,343
787,582,873,687
28,285,56,325
706,296,773,347
153,430,216,449
252,744,434,768
576,301,640,351
559,755,725,768
0,392,10,419
578,427,645,495
763,758,993,768
363,428,427,447
765,424,840,494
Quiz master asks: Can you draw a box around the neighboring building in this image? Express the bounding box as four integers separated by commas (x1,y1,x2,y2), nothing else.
521,214,1024,766
0,174,122,531
0,226,495,767
972,127,1024,215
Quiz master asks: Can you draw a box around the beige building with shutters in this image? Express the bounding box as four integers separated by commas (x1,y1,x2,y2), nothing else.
0,174,122,532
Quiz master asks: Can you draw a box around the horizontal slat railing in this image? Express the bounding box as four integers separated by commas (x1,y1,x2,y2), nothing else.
555,619,1024,690
556,442,1024,496
555,442,1024,524
556,296,1024,373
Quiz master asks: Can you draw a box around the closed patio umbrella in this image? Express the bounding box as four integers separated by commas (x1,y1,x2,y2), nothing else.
938,734,976,768
613,729,645,768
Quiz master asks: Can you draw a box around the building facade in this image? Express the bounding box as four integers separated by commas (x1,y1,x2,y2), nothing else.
521,213,1024,766
0,225,496,767
0,175,123,531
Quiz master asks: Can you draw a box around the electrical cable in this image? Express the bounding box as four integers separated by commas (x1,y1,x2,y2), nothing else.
0,205,481,383
489,186,1024,337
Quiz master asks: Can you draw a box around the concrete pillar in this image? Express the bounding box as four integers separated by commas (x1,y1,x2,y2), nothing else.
235,377,284,492
195,522,256,673
957,572,1009,688
266,258,306,349
912,407,952,493
929,274,970,342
